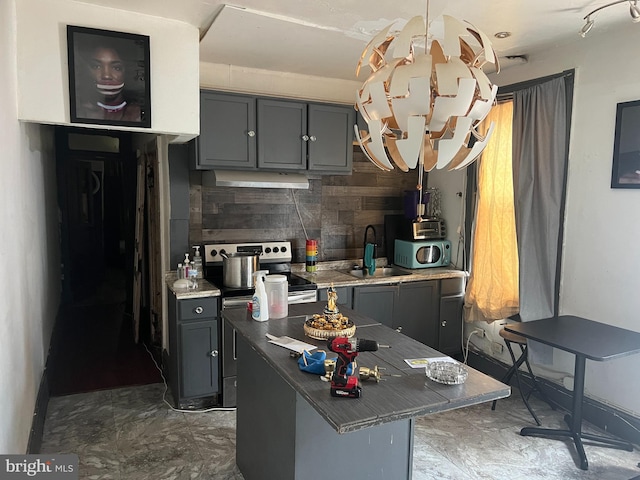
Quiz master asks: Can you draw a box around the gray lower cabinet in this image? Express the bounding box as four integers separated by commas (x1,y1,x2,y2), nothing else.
351,279,463,355
167,292,221,407
352,284,397,327
439,294,464,354
394,280,439,347
193,90,354,174
438,278,466,355
318,285,353,308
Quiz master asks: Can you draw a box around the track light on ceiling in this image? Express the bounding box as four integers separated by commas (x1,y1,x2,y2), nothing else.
580,0,640,36
580,16,595,37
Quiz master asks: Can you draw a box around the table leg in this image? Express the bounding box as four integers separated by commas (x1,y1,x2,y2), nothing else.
519,355,589,469
520,354,634,471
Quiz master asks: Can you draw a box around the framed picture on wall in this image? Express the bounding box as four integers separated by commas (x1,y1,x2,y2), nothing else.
611,99,640,188
67,25,151,128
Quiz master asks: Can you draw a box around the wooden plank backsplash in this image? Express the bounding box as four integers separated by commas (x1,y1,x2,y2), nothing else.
189,148,419,263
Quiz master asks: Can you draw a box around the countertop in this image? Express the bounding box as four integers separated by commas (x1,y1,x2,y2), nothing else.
292,261,466,289
165,273,221,299
224,302,509,434
166,261,467,298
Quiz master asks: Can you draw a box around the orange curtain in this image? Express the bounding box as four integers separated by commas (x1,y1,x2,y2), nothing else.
464,101,519,323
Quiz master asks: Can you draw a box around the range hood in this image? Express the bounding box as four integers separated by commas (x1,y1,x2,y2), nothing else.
202,170,309,189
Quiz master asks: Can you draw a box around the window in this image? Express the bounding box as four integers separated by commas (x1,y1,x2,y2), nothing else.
464,71,573,327
464,100,519,322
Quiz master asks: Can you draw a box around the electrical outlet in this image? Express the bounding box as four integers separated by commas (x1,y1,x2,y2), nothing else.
491,342,504,355
473,327,485,338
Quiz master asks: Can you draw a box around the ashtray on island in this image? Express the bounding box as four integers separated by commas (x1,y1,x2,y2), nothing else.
303,313,356,340
425,361,468,385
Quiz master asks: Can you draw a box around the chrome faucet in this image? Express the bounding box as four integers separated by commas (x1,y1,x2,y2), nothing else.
363,225,377,274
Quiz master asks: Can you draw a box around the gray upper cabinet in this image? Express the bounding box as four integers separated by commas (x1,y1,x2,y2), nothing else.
194,91,256,169
257,99,307,170
193,90,354,174
307,103,354,174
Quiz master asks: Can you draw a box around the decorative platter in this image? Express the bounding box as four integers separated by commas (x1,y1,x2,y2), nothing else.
303,313,356,340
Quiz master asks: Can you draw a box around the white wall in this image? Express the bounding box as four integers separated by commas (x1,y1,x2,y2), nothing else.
15,0,200,141
427,169,466,268
433,23,640,416
0,0,61,453
199,62,360,105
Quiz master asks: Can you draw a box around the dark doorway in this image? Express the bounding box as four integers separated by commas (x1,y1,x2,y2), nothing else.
49,127,161,396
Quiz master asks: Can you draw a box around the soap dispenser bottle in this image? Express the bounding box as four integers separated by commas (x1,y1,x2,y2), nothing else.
251,270,269,322
192,246,203,279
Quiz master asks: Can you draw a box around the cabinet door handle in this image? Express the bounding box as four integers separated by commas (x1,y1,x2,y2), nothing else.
194,306,204,314
233,329,238,360
247,130,256,137
441,320,447,327
309,135,317,142
302,134,309,141
209,350,219,357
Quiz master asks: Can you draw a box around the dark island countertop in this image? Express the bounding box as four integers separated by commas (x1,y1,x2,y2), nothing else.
224,301,509,434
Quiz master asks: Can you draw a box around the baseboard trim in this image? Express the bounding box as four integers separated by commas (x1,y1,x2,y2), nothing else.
468,349,640,447
28,308,60,454
27,366,50,454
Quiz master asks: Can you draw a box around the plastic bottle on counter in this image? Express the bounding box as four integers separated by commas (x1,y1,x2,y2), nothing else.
265,274,288,319
183,253,191,279
192,246,203,279
173,263,191,289
251,270,270,322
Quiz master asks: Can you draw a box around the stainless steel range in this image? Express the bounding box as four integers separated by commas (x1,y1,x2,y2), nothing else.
203,240,317,407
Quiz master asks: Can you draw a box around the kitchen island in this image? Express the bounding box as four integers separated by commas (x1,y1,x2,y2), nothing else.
224,302,509,479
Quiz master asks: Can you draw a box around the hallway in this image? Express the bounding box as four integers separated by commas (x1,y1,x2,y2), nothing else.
49,267,161,396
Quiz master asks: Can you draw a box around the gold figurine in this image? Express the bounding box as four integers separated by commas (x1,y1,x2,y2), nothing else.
303,283,356,340
326,283,338,314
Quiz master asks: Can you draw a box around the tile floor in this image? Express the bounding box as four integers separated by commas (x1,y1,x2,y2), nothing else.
41,382,640,480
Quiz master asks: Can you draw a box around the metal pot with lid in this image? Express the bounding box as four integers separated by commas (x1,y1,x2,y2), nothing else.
221,252,260,288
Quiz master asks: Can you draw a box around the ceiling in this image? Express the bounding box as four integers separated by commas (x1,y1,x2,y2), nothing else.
76,0,633,81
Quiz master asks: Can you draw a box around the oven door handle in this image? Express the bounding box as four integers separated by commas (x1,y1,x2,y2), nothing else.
232,329,237,360
223,297,252,309
287,290,318,304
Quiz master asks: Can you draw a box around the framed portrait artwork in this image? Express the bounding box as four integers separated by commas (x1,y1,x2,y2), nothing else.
67,26,151,128
611,99,640,188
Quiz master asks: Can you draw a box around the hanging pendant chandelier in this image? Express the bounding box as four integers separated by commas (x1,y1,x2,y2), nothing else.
354,5,500,176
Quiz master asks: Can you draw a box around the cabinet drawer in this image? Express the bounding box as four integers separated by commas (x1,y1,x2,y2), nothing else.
179,297,220,321
441,277,465,296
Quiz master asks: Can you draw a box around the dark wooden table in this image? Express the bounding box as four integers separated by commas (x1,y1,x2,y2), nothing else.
225,302,510,480
505,315,640,470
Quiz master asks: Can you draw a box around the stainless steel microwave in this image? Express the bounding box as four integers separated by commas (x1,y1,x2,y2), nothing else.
394,239,451,269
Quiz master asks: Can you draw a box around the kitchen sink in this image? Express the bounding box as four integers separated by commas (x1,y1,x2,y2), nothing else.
345,266,412,279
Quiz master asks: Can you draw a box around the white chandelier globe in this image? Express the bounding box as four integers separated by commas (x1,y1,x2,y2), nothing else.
355,14,499,173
